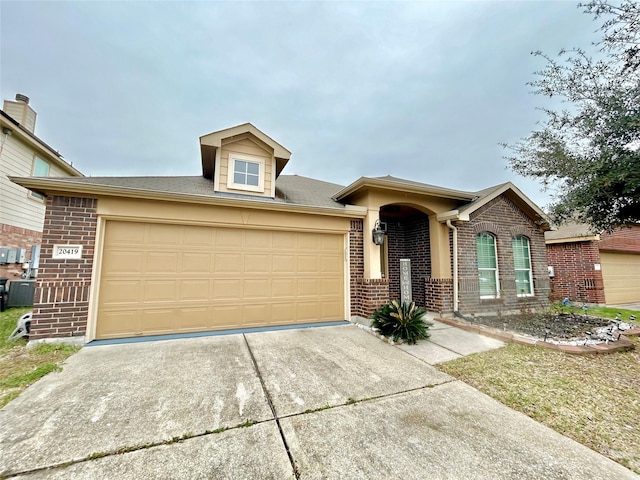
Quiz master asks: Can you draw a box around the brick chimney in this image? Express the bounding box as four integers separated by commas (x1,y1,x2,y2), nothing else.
2,94,37,133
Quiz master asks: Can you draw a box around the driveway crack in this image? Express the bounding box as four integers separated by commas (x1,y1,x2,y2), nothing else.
242,334,300,479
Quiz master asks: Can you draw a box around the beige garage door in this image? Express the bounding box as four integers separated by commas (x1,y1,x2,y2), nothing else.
600,251,640,304
96,221,346,339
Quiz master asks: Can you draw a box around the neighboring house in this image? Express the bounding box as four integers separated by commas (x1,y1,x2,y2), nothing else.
546,223,640,305
10,123,551,344
0,94,83,283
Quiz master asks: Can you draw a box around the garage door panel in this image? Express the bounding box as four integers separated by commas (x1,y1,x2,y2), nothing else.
322,301,343,319
273,255,295,273
298,256,319,273
272,231,296,250
211,305,244,328
215,229,243,247
97,221,346,339
272,279,295,298
177,307,211,331
180,279,211,302
141,308,177,334
97,311,139,338
214,253,242,273
103,251,143,274
183,226,214,247
243,304,271,326
321,256,343,273
105,222,145,245
271,303,296,323
245,254,270,273
100,280,141,304
601,252,640,304
298,301,320,321
213,280,242,300
298,278,319,296
143,280,177,302
182,253,212,274
245,230,269,248
146,252,178,274
321,278,342,295
244,279,270,298
147,224,181,246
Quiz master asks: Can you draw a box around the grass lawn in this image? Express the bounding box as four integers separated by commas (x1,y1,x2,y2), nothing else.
555,304,640,321
438,336,640,474
0,307,80,408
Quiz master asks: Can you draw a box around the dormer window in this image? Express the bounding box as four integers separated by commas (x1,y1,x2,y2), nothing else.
227,154,265,193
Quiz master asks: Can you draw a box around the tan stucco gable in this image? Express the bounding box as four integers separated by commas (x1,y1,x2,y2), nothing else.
200,123,291,180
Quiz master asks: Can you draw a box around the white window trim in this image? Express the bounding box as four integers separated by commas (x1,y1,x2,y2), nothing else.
227,153,265,193
513,236,534,297
477,233,500,299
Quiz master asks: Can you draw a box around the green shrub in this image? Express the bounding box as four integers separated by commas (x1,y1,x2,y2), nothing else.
370,300,432,344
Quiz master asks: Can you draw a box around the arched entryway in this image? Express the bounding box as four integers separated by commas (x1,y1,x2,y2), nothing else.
379,204,431,308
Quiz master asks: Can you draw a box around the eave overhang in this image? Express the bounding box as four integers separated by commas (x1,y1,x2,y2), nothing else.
9,176,367,219
0,111,83,177
333,177,477,203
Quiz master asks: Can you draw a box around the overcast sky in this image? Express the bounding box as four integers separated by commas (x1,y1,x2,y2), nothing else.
1,1,602,209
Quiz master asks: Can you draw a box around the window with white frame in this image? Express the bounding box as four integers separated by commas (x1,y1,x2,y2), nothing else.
29,157,49,200
512,235,534,296
476,232,499,298
227,154,265,193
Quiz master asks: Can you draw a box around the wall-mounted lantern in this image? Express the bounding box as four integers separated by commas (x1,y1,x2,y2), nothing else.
372,219,385,246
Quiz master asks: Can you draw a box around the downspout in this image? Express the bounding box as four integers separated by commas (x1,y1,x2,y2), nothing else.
446,220,459,313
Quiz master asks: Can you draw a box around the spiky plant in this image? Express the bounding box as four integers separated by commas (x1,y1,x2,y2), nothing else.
370,300,432,344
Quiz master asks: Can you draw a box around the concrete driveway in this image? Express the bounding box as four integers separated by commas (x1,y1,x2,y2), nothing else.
0,324,635,479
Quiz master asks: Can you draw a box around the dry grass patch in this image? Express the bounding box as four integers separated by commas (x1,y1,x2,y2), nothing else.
438,337,640,474
0,307,80,408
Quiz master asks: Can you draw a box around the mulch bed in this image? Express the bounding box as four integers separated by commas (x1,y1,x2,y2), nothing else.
469,312,623,342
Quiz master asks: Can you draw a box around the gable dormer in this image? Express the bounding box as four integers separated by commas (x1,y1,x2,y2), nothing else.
200,123,291,198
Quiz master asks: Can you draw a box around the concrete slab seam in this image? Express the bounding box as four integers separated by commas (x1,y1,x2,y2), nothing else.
242,333,300,480
275,378,459,422
0,418,269,479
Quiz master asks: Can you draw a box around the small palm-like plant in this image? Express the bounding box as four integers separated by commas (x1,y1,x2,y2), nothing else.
370,300,432,344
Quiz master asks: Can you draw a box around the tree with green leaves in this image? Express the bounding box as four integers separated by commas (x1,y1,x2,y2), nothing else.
504,1,639,232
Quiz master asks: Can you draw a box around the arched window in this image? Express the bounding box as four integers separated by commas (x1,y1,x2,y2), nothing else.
512,236,533,296
476,232,499,298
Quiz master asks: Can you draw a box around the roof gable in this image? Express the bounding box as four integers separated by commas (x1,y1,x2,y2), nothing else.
437,182,551,230
200,123,291,179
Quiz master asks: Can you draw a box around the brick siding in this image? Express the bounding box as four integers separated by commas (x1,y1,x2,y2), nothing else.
30,196,98,340
456,195,550,314
424,277,453,313
599,224,640,254
0,224,42,282
349,218,390,318
381,213,430,307
546,241,605,304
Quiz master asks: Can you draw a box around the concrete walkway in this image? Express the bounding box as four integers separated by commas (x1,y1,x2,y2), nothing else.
0,323,635,479
397,319,505,364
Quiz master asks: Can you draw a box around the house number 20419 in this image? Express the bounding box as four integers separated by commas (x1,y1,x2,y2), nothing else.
52,245,83,260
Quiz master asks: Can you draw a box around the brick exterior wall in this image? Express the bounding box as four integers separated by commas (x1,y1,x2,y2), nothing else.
456,195,550,314
355,278,390,318
599,224,640,254
546,241,605,304
349,218,390,318
424,277,453,313
381,213,430,307
0,224,42,282
30,196,98,340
